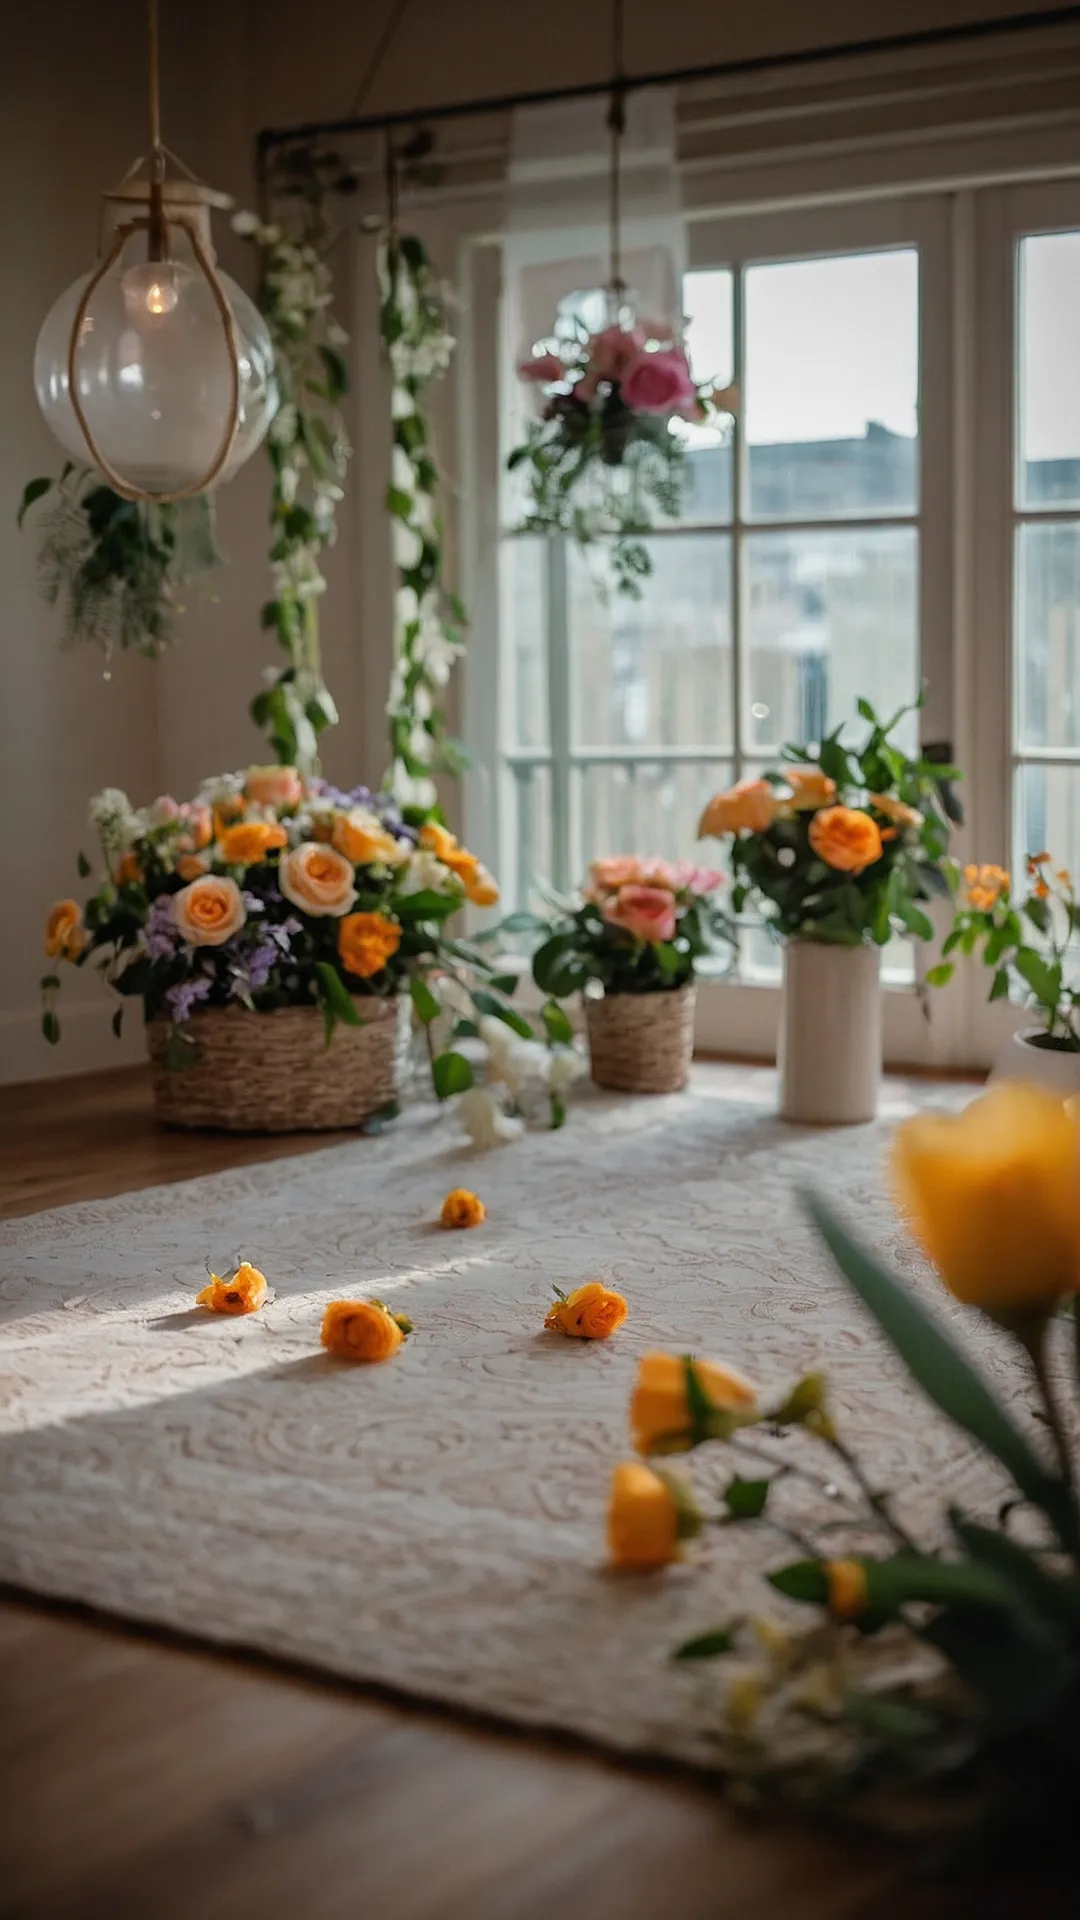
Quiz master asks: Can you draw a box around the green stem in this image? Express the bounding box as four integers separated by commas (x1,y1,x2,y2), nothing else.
1024,1320,1075,1496
820,1433,920,1553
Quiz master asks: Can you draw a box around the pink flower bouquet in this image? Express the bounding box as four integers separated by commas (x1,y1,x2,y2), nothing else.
523,856,733,1001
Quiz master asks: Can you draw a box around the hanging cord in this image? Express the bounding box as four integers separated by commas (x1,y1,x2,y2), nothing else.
146,0,168,259
606,0,626,298
384,127,400,238
348,0,413,116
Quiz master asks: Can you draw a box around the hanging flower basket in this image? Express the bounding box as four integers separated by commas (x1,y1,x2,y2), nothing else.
585,984,697,1095
147,994,412,1132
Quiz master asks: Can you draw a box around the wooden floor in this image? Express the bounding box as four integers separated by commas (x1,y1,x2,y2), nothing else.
0,1068,1056,1919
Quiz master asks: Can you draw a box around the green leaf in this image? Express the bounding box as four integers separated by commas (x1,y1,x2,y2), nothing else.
432,1050,474,1099
1024,895,1052,935
671,1626,740,1662
314,962,364,1038
317,342,349,400
950,1512,1080,1631
806,1195,1079,1551
488,972,521,996
1014,946,1060,1009
897,900,934,943
490,910,552,937
41,1009,60,1045
409,976,441,1025
989,964,1011,1002
856,696,877,723
470,989,533,1039
76,850,92,879
542,999,575,1045
767,1560,829,1604
17,476,53,528
925,962,954,988
723,1476,771,1519
683,1357,714,1450
385,484,414,520
451,1016,479,1039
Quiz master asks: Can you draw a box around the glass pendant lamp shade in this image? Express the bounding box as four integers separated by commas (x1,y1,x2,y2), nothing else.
34,179,276,499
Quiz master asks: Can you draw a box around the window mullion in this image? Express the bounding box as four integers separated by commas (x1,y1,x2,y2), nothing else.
545,534,573,890
731,263,746,784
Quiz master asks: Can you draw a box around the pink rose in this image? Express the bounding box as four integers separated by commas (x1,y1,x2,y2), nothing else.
588,855,644,896
620,349,698,416
603,884,678,945
586,325,642,385
518,352,566,384
636,859,724,896
244,766,304,811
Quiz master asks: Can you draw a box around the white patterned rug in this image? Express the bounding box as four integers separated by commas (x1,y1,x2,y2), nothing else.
0,1068,1038,1767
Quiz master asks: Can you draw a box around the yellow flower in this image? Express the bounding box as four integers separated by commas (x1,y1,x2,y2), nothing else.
320,1298,411,1362
823,1559,869,1621
606,1461,682,1569
630,1350,757,1455
782,767,837,811
44,899,86,961
441,1189,486,1229
807,806,883,874
963,862,1009,911
418,823,499,905
337,911,402,979
871,793,924,832
331,808,407,867
218,820,288,866
544,1281,628,1340
196,1262,268,1315
698,778,778,838
891,1082,1080,1319
173,874,247,947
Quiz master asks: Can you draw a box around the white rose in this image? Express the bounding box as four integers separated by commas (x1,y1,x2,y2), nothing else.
392,519,424,570
458,1086,525,1149
549,1048,585,1095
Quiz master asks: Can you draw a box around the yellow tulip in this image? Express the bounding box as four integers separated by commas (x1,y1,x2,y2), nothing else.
630,1350,757,1455
890,1082,1080,1320
606,1461,699,1569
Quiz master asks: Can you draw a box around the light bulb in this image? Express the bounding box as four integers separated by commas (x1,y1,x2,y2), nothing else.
121,259,187,318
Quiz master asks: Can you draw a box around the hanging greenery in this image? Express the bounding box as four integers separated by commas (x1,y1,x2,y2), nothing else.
16,463,221,660
378,231,467,816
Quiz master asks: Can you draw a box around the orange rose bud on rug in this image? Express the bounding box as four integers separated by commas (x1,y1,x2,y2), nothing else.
807,805,883,873
631,1351,757,1455
320,1299,412,1363
607,1462,700,1569
441,1189,486,1229
545,1281,628,1340
824,1558,869,1621
196,1262,269,1315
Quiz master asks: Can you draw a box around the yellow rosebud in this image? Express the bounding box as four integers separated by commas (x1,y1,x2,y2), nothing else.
890,1082,1080,1320
196,1262,268,1315
545,1281,628,1340
606,1461,684,1569
823,1559,869,1621
44,898,87,961
441,1188,486,1229
630,1350,757,1455
320,1298,410,1362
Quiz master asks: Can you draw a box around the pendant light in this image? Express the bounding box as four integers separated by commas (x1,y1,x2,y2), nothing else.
33,0,276,500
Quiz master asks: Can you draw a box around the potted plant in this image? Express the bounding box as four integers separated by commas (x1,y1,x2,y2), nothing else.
698,701,959,1124
525,859,731,1094
930,852,1080,1091
41,771,509,1131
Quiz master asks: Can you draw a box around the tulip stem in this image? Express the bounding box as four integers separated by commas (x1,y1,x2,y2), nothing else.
1025,1326,1075,1496
820,1434,920,1553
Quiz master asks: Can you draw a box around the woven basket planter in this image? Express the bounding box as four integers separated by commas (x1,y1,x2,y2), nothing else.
147,996,411,1133
585,985,696,1094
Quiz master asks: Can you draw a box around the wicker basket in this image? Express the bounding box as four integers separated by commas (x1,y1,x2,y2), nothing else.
585,985,696,1094
147,996,411,1132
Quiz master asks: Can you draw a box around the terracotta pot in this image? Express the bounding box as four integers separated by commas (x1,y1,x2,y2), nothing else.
990,1027,1080,1097
779,941,881,1126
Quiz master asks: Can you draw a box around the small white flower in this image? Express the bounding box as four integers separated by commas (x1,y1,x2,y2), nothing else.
231,209,260,236
392,519,424,570
269,403,298,448
395,584,420,627
391,445,414,493
391,767,438,812
478,1017,551,1101
458,1086,525,1149
549,1047,586,1095
408,724,434,765
398,848,460,896
391,385,415,420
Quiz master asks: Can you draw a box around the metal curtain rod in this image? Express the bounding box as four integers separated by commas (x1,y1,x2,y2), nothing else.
257,4,1080,155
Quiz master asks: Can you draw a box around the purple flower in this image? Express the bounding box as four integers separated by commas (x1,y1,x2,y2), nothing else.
146,895,181,961
242,890,267,914
165,975,213,1024
243,938,280,991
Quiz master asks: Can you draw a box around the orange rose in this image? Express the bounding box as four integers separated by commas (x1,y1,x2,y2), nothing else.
337,911,402,979
630,1350,757,1455
331,808,407,867
218,821,288,866
698,778,778,838
196,1262,268,1315
212,797,245,838
545,1281,628,1339
463,861,500,908
419,822,459,863
418,823,497,902
320,1298,411,1362
963,862,1009,912
808,806,883,874
172,874,246,947
244,765,304,810
872,793,924,833
176,854,209,881
44,898,86,961
278,842,357,918
441,1189,486,1229
115,851,142,886
606,1462,680,1570
782,767,837,811
588,856,644,894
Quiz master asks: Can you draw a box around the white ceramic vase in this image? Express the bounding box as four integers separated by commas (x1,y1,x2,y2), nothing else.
779,940,881,1126
990,1027,1080,1097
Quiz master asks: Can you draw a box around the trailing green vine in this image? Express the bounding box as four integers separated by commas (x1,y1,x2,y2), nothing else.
378,231,467,814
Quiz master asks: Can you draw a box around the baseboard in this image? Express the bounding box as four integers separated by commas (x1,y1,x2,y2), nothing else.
0,1002,146,1086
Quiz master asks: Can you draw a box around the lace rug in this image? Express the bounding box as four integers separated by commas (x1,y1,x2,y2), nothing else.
0,1069,1030,1767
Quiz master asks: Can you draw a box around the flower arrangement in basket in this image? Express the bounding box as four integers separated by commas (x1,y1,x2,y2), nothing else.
606,1080,1080,1866
516,858,731,1094
931,853,1080,1076
511,308,733,597
41,769,520,1132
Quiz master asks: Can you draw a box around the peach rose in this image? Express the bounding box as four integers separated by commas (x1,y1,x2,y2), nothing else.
172,874,246,947
698,778,779,838
545,1281,628,1340
782,767,837,811
808,806,883,874
278,843,357,918
218,821,288,866
337,911,402,979
44,899,86,961
602,884,678,945
178,803,213,852
196,1262,268,1315
331,808,407,867
588,855,644,894
872,793,924,833
606,1462,681,1570
321,1298,412,1363
244,765,304,810
175,854,209,881
963,862,1009,912
630,1351,758,1455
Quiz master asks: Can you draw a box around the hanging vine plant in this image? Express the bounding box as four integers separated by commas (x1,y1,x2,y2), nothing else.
379,229,468,815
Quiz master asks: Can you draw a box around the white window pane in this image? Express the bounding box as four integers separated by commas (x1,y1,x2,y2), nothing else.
576,760,732,880
745,250,919,519
745,528,919,754
681,268,733,524
506,762,553,909
1017,522,1080,752
502,537,548,749
1016,764,1080,878
569,537,732,751
1019,232,1080,508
